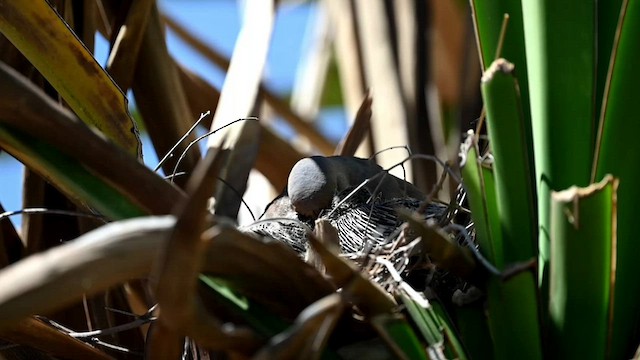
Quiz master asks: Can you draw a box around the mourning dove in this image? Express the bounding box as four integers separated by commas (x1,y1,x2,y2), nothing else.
245,156,445,254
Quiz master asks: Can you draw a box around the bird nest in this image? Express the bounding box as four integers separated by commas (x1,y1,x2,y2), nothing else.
242,182,478,305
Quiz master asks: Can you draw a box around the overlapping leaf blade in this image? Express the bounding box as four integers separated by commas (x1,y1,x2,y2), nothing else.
593,1,640,356
0,0,141,156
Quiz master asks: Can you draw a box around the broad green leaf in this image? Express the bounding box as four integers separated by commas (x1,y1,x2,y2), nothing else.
521,0,596,292
470,0,532,156
481,59,537,263
549,176,616,359
321,56,344,108
400,291,442,346
593,1,640,356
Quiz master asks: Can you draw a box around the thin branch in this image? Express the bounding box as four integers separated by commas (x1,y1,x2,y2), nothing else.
168,118,259,183
155,111,211,172
0,208,106,222
443,223,500,276
68,314,156,339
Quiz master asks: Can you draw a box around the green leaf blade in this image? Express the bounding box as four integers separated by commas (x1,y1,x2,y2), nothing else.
0,125,145,220
593,1,640,356
548,176,616,358
521,0,596,302
487,272,542,360
460,135,504,269
470,0,533,160
481,59,537,264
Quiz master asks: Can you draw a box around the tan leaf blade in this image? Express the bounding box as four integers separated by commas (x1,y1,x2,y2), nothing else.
334,93,372,156
105,0,154,91
207,0,275,148
0,61,184,216
0,216,175,332
325,0,368,129
202,225,336,319
0,317,113,360
211,120,261,219
354,0,411,175
307,220,396,317
0,0,141,156
130,3,201,186
0,215,335,336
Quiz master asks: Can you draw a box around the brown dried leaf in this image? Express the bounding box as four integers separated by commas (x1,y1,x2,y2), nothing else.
157,149,226,316
0,0,141,156
261,90,336,155
105,0,154,91
392,0,438,192
0,34,33,75
21,175,81,255
177,64,220,125
305,218,340,271
0,216,334,335
0,216,175,331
